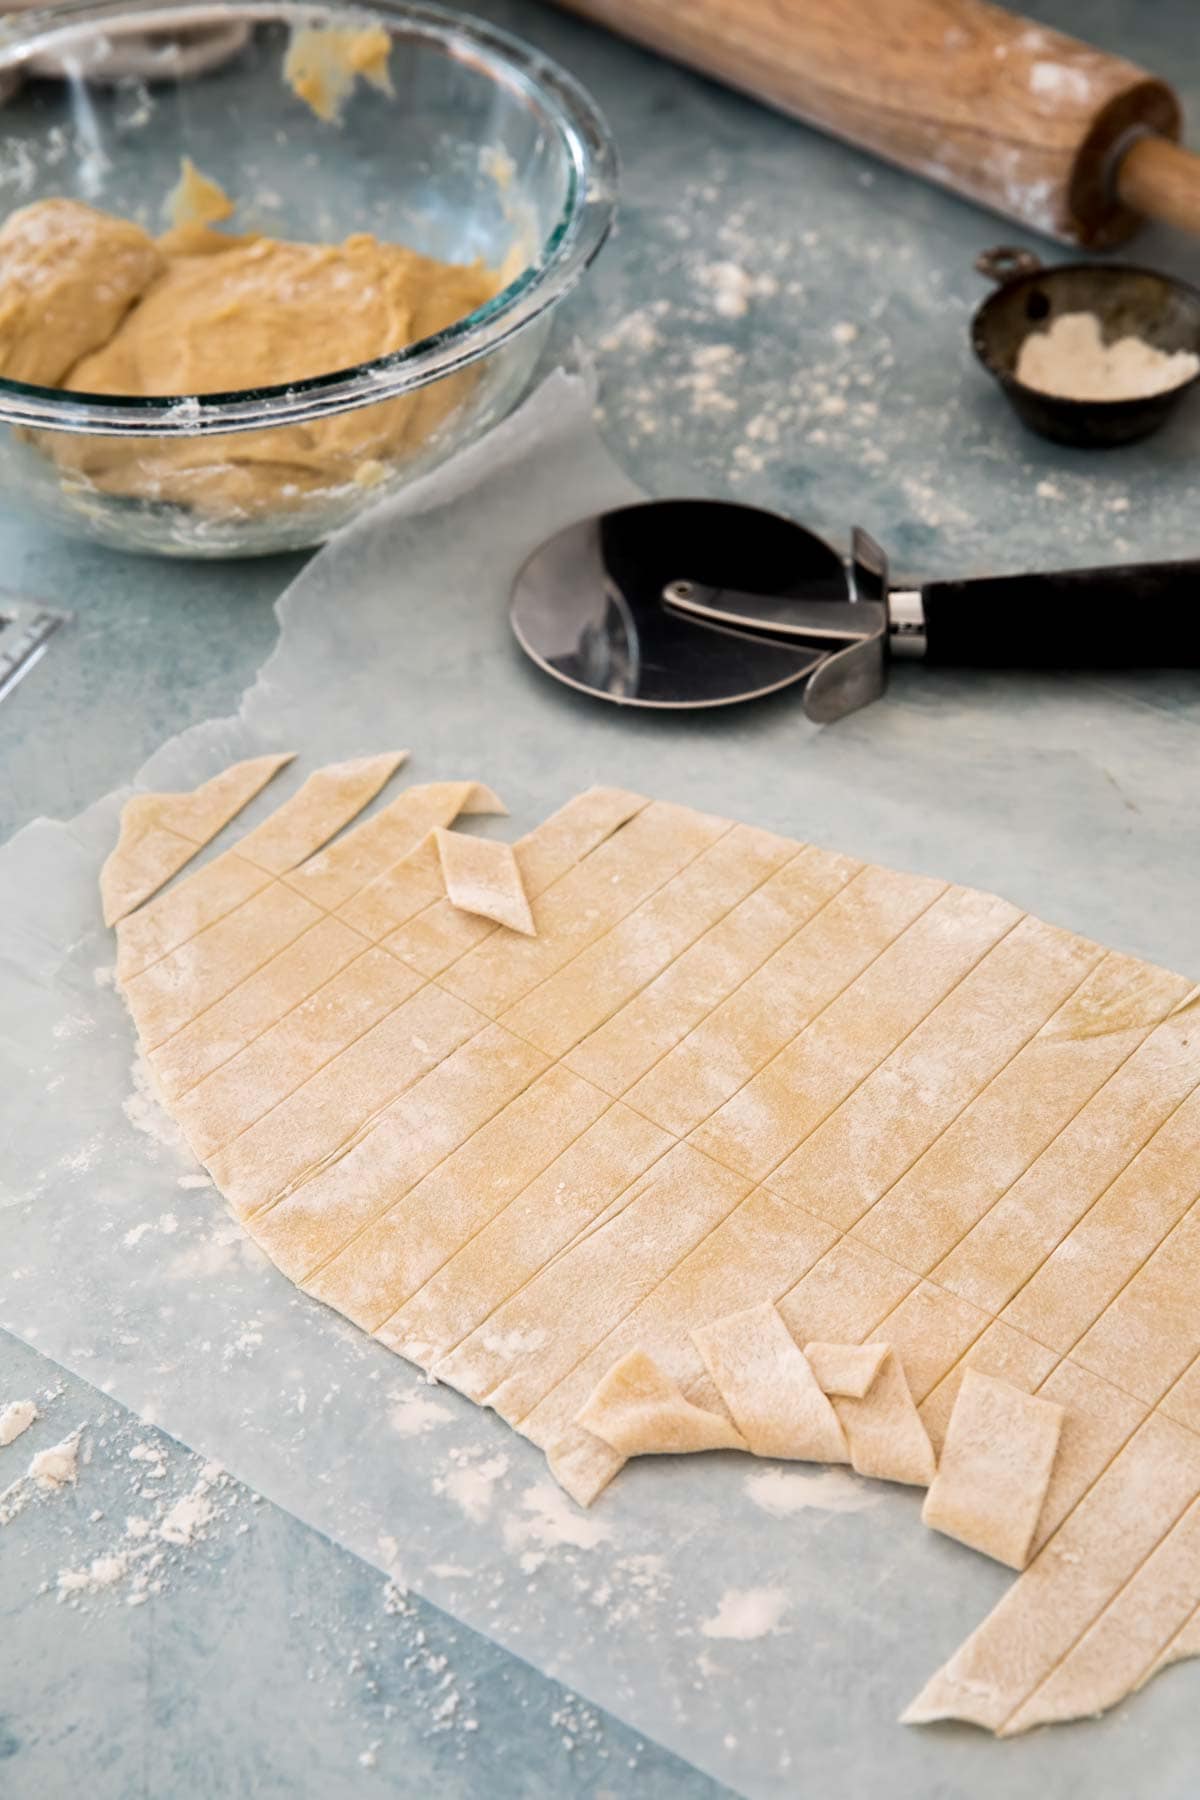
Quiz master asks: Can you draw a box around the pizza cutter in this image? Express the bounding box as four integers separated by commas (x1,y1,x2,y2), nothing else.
509,499,1200,723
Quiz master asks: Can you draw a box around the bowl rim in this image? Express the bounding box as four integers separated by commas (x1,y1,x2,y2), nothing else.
0,0,618,435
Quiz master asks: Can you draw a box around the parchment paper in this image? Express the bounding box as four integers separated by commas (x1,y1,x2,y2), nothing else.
3,367,1199,1798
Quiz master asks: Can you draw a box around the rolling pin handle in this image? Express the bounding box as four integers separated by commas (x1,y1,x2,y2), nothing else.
1114,133,1200,238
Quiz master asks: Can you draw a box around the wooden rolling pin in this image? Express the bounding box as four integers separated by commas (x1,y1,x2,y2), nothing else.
556,0,1200,246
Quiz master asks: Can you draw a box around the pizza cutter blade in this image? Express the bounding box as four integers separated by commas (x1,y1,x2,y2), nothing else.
510,499,1200,723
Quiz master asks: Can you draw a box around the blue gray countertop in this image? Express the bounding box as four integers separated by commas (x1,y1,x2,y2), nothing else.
3,0,1200,1794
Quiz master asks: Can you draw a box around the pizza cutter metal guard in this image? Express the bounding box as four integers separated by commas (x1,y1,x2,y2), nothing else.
510,500,1200,723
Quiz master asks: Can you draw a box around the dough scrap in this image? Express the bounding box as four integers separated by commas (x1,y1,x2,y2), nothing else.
283,22,393,123
103,759,1200,1739
832,1350,936,1488
167,158,236,230
921,1370,1063,1570
804,1340,889,1399
691,1304,847,1463
435,828,536,936
100,753,293,925
576,1351,747,1457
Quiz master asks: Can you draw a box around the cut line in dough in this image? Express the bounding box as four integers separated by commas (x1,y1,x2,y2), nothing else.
100,752,294,924
103,757,1200,1740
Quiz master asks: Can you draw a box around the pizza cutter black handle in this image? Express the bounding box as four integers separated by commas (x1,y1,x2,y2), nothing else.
919,559,1200,669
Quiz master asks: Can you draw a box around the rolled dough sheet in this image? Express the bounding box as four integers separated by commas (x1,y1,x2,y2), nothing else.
105,759,1200,1738
921,1370,1063,1570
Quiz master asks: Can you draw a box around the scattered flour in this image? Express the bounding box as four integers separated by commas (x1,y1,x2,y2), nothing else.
434,1452,509,1523
0,1399,38,1446
158,1480,215,1545
29,1429,82,1489
598,305,665,354
0,1479,30,1525
700,1586,789,1641
744,1466,881,1517
389,1387,453,1439
502,1482,613,1557
1029,60,1095,104
123,1054,190,1155
697,261,777,319
48,1453,233,1609
58,1551,133,1594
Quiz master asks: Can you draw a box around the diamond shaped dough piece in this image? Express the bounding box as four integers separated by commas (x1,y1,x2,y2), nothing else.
435,828,536,936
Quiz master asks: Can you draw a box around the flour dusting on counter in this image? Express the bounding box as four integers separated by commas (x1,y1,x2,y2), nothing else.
700,1587,789,1641
29,1429,82,1489
390,1386,453,1438
0,1399,38,1446
434,1449,510,1523
745,1466,883,1517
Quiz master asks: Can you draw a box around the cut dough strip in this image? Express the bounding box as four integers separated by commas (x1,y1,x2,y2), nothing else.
235,752,408,875
577,1350,747,1457
435,827,535,936
921,1370,1063,1570
691,1303,848,1463
804,1340,889,1399
831,1348,936,1487
285,780,506,912
101,752,293,925
902,1411,1200,1732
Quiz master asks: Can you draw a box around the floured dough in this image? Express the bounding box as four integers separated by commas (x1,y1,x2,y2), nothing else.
804,1340,889,1399
104,759,1200,1738
100,753,294,925
435,828,536,936
691,1303,847,1462
831,1349,936,1487
577,1351,747,1457
921,1370,1063,1570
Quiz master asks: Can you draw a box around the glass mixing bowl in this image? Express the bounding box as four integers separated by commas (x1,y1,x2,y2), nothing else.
0,0,616,555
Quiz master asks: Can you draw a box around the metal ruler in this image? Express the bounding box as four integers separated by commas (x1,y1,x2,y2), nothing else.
0,596,70,703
